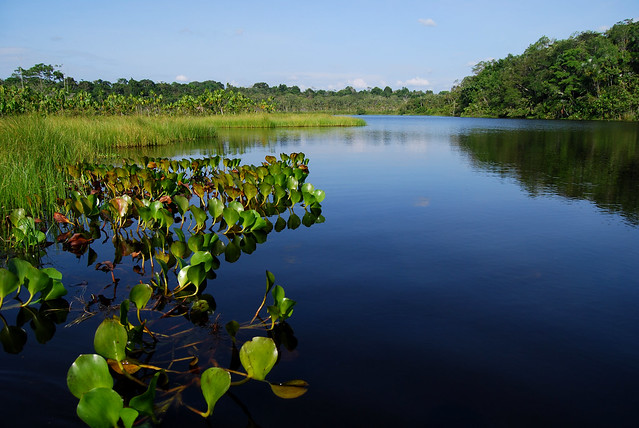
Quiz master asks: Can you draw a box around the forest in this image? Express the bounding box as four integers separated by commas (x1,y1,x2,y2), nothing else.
1,19,637,120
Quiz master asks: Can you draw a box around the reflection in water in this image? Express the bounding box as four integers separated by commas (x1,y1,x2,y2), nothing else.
454,121,639,225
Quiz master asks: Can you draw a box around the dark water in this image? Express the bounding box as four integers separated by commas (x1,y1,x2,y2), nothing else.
2,116,639,427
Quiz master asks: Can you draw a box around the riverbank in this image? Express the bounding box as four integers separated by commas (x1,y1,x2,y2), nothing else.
0,113,365,215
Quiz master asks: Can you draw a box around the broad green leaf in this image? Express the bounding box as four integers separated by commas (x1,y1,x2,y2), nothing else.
208,198,224,220
188,234,204,252
301,183,314,194
67,354,114,399
239,210,257,230
39,267,67,300
77,387,123,428
191,251,214,271
24,266,51,304
201,367,231,417
187,263,207,287
8,258,31,285
286,176,299,191
228,201,244,212
243,182,258,201
223,207,240,229
225,320,240,342
313,189,326,203
239,336,278,381
289,189,301,206
119,408,139,428
0,268,20,306
170,241,188,259
269,380,309,399
120,299,130,326
129,372,160,418
266,271,276,294
94,318,128,362
130,283,153,311
177,266,190,287
190,205,207,230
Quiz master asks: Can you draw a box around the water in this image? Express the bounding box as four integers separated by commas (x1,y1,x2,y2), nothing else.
2,116,639,427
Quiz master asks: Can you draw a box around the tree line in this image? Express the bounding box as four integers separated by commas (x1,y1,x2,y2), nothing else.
1,19,637,119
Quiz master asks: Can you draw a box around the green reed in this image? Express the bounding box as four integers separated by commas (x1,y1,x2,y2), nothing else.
0,114,364,217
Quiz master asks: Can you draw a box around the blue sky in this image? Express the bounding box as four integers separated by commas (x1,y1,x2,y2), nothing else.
0,0,637,92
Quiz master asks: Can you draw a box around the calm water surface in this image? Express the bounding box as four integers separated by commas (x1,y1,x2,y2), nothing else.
2,116,639,427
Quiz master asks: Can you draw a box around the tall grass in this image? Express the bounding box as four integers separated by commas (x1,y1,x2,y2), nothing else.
0,114,364,217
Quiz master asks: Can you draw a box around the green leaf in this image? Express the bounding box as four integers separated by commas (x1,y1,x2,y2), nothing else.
24,266,52,305
170,241,189,259
313,189,326,203
130,283,153,311
67,354,114,399
266,271,275,294
77,387,123,428
269,380,309,399
208,198,224,220
187,234,204,252
129,372,160,418
286,176,299,191
119,408,139,428
173,194,190,215
191,251,214,271
225,320,240,342
243,182,258,202
187,263,207,288
0,268,20,307
301,183,314,194
289,189,301,206
239,210,258,230
201,367,231,417
223,207,240,229
120,299,130,326
239,336,278,381
190,205,207,230
94,318,128,362
8,258,31,286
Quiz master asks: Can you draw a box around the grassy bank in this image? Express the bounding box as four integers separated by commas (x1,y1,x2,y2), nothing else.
0,113,365,216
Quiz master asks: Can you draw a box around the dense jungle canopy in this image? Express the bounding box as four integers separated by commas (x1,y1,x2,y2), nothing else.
1,19,637,119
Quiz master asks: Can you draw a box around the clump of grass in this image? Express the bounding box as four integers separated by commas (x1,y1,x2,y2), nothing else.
0,113,364,217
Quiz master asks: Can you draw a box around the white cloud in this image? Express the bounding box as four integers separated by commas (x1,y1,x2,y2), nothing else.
418,18,437,27
349,78,368,89
175,75,189,82
396,77,430,87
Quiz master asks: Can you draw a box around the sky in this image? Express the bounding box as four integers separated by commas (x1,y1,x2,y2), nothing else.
0,0,637,93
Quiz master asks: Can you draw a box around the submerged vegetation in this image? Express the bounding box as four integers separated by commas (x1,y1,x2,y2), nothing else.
1,153,321,426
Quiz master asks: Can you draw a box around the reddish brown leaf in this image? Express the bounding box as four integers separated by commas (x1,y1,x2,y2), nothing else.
53,212,72,224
